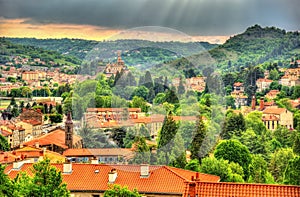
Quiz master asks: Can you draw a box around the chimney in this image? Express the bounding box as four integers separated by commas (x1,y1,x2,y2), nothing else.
91,157,99,164
108,169,118,183
63,160,72,174
195,172,200,181
35,141,39,148
251,95,256,110
13,160,25,169
140,164,150,178
259,97,265,111
4,153,8,162
19,143,23,149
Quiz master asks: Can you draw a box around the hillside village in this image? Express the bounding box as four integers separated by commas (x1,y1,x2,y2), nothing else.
1,26,300,196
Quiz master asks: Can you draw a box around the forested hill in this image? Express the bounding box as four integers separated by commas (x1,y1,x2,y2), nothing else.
209,25,300,70
7,38,218,63
0,38,81,67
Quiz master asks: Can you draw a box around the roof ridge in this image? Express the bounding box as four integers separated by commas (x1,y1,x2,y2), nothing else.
164,166,191,181
198,181,300,188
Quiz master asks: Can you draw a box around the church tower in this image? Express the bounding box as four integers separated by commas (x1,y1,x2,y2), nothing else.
65,112,73,149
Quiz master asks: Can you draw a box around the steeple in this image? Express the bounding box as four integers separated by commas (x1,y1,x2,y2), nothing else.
65,111,73,149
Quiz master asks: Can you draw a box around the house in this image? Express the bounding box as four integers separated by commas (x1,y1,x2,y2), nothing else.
231,82,248,108
63,148,134,164
262,107,293,130
0,121,25,148
0,146,65,164
265,90,280,100
23,113,83,154
183,179,300,197
16,119,43,140
5,162,220,197
256,78,273,92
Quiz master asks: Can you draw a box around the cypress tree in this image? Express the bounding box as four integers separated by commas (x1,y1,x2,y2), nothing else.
190,115,207,162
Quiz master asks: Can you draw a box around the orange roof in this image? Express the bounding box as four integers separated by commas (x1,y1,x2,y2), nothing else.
262,115,279,121
233,82,243,87
23,128,81,149
0,152,18,164
184,181,300,197
263,108,288,115
0,129,12,137
63,148,133,157
87,108,142,113
6,163,220,194
21,119,42,126
257,78,273,83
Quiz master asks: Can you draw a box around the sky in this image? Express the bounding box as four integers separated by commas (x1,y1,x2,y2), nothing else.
0,0,299,43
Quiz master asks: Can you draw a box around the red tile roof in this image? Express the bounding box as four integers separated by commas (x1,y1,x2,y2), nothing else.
87,108,142,113
257,78,273,83
6,163,220,194
183,181,300,197
63,148,133,157
263,108,288,115
0,129,12,137
262,115,279,121
23,128,81,149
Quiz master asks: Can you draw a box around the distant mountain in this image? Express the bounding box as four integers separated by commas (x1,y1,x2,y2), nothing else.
7,38,218,66
0,38,81,67
209,25,300,70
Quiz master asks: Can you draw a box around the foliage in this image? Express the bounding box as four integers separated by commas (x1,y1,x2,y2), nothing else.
222,112,246,139
104,184,141,197
214,139,252,179
200,157,244,182
269,148,295,183
283,156,300,185
0,164,14,196
78,125,114,148
185,159,200,172
0,134,10,151
49,113,63,123
190,115,208,162
157,113,178,165
248,155,271,183
131,137,151,164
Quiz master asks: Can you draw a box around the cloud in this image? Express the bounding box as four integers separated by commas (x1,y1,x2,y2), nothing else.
0,0,299,36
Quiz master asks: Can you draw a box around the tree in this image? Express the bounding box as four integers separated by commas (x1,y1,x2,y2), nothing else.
144,71,153,89
269,69,279,80
104,184,141,197
190,115,208,162
0,164,14,196
214,139,252,179
283,156,300,185
0,134,10,151
269,148,295,183
49,113,63,123
248,155,271,183
164,86,179,104
157,112,178,165
29,158,70,196
221,112,246,139
177,77,185,95
293,129,300,155
132,86,149,100
131,137,150,164
185,159,200,172
292,85,300,99
169,133,187,169
200,157,244,182
131,96,149,113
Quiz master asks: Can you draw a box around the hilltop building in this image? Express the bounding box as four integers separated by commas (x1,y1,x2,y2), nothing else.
104,52,127,77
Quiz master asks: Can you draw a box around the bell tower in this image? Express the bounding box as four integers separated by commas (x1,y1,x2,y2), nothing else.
65,112,73,149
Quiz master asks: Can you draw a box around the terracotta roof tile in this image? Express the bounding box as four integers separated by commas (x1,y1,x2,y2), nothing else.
23,128,81,149
263,108,289,115
184,181,300,197
6,163,220,194
63,148,133,157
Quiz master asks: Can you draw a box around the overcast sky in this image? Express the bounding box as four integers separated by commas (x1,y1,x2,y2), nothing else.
0,0,299,42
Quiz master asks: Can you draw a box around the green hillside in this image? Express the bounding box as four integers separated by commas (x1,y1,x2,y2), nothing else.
0,38,81,67
210,25,300,70
7,38,218,65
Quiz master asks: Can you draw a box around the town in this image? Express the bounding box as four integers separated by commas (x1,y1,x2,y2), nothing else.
1,25,300,196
